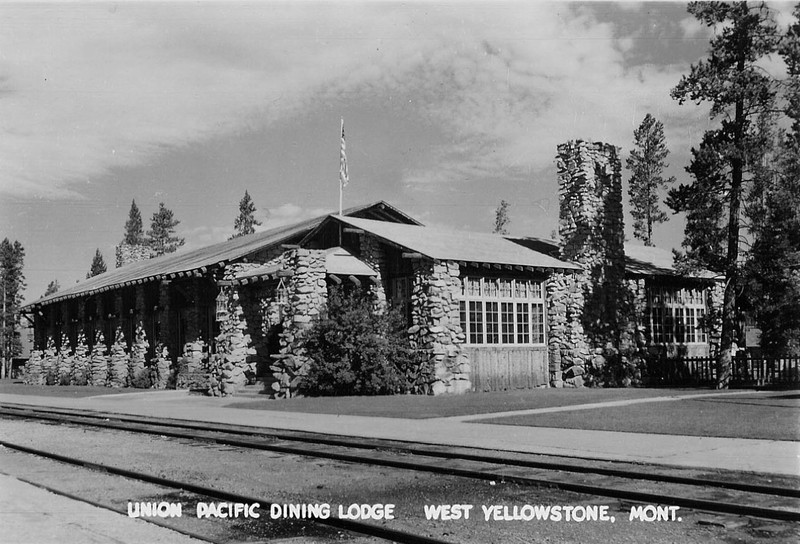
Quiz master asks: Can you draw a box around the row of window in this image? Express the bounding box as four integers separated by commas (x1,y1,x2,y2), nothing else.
460,277,546,346
647,285,709,345
650,307,708,344
394,275,712,347
459,300,546,345
462,277,543,299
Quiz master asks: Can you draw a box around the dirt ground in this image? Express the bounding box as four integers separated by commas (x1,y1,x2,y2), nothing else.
1,418,798,544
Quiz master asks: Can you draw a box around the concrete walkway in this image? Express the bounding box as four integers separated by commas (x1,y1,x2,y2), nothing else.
442,389,767,422
2,390,798,477
0,474,201,544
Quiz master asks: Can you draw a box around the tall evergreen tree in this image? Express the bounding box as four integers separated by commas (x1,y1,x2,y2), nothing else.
147,202,185,256
123,199,145,245
230,190,262,239
87,249,107,278
43,279,60,297
742,4,800,356
493,200,510,235
669,1,780,387
626,114,675,246
1,238,25,379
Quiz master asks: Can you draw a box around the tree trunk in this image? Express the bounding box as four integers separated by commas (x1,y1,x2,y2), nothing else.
717,53,746,389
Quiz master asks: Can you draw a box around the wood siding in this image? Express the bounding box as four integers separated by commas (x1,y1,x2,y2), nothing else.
466,347,548,392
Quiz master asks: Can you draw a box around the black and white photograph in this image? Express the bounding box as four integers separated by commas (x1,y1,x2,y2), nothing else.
0,1,798,543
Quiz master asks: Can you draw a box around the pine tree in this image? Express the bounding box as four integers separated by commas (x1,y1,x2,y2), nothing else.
123,199,145,245
669,1,780,388
1,238,25,379
147,202,185,256
43,279,60,297
87,249,107,278
230,190,262,239
626,114,675,246
742,5,800,356
493,200,510,235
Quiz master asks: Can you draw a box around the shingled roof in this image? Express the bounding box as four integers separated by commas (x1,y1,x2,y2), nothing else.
313,216,581,271
25,201,418,310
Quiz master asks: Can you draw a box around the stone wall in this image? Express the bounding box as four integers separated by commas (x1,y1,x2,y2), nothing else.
553,140,626,385
269,249,328,398
408,259,470,395
205,262,266,396
546,271,590,387
116,243,155,268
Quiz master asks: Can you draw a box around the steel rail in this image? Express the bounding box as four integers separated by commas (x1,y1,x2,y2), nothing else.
0,439,454,544
1,406,799,522
2,402,798,500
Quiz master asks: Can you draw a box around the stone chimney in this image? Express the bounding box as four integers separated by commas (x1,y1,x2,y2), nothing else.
115,243,155,268
556,140,625,348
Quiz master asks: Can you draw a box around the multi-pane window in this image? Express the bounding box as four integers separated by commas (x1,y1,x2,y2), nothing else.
459,277,545,346
647,286,708,345
468,301,483,344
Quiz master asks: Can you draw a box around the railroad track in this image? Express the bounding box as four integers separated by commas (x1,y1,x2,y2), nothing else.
1,402,799,525
0,438,451,544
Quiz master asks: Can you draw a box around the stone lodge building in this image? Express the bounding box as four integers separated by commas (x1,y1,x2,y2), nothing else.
23,141,722,395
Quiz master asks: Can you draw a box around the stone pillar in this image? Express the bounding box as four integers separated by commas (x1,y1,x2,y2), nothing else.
271,249,328,398
408,259,470,395
557,140,625,346
546,271,591,387
554,141,626,386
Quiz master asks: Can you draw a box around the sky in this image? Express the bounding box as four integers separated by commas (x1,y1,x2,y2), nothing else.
0,1,795,301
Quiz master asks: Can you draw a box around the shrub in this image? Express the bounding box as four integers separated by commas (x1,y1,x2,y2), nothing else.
301,287,429,396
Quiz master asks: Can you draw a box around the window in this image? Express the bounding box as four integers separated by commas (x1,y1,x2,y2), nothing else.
468,301,483,344
647,286,708,344
501,303,514,343
459,277,545,346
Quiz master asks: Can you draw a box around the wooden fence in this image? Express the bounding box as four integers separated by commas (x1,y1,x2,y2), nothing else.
649,355,800,387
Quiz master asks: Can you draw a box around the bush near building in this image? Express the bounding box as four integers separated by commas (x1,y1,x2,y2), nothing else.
301,288,431,396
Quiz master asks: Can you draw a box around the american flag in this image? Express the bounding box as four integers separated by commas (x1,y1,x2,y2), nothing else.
339,119,349,188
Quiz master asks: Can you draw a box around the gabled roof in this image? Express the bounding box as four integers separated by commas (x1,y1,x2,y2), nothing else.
510,237,720,281
26,201,416,309
624,244,719,280
312,216,581,271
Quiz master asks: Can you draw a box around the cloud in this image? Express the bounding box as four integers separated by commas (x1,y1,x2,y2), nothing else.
679,16,707,39
0,2,716,200
179,202,329,251
261,203,329,230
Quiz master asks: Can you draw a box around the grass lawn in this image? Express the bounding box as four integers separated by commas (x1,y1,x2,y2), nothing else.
481,392,800,441
225,386,721,419
0,379,137,398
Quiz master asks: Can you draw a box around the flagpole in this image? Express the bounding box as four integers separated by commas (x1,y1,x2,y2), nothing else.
339,117,347,216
